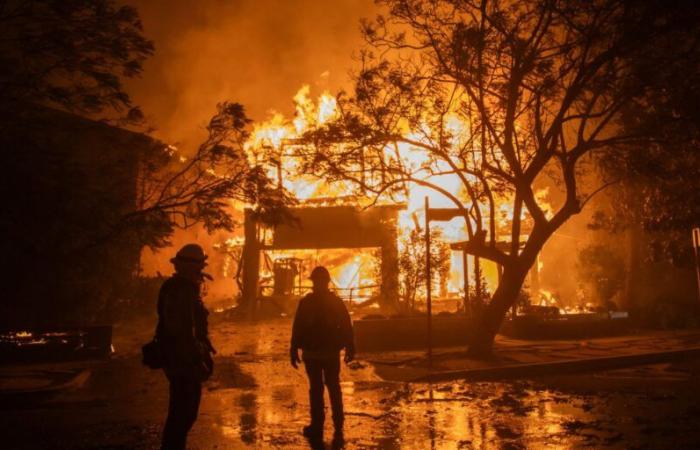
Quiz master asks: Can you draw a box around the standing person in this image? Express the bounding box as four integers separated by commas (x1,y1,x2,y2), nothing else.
157,244,215,450
290,266,355,443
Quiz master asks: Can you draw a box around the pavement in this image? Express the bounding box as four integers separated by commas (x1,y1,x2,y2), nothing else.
0,366,90,396
365,330,700,382
2,317,700,449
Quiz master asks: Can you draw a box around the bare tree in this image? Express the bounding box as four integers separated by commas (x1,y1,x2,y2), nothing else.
299,0,698,355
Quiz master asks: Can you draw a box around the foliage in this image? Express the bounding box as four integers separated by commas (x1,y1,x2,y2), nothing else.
398,226,450,310
592,0,700,268
470,262,491,308
0,0,154,124
302,0,676,260
115,102,296,250
576,244,625,304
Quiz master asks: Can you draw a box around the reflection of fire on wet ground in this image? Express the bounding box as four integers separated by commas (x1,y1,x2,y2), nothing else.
3,319,700,448
206,324,700,449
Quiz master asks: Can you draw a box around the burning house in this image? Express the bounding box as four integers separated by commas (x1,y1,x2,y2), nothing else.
227,87,526,306
222,83,639,336
184,85,559,319
134,82,642,334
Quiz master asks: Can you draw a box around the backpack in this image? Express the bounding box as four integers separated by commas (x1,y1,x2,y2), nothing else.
141,338,164,369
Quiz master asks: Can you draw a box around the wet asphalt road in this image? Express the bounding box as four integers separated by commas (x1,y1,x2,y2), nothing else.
2,318,700,449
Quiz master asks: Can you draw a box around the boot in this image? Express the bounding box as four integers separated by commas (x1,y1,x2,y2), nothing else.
332,428,344,447
303,424,322,439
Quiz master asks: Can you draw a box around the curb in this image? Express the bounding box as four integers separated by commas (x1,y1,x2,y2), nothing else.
0,369,91,397
411,347,700,383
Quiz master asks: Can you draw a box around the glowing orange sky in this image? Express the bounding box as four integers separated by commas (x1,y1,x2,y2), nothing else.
126,0,375,150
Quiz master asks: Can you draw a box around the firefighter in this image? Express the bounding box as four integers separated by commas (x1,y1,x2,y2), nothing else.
290,266,355,443
157,243,215,450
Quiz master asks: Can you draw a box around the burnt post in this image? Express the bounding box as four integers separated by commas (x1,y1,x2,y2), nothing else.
530,253,540,301
379,211,400,311
241,208,261,317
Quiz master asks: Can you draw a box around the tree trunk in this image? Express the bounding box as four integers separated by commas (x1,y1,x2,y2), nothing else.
466,217,557,357
468,264,529,357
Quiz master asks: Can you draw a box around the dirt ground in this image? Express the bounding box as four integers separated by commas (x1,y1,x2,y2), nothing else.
2,317,700,449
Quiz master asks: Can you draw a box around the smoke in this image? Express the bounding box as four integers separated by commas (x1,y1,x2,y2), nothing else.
127,0,375,150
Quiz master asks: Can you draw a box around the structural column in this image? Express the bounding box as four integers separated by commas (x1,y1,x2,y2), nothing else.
529,253,540,302
241,208,261,316
379,212,400,311
462,250,469,316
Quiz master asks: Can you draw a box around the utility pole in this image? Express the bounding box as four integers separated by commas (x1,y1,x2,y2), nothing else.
462,250,469,316
693,228,700,305
425,196,432,367
422,205,463,356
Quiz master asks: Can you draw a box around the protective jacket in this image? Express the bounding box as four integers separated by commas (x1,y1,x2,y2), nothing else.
291,289,355,358
156,274,213,375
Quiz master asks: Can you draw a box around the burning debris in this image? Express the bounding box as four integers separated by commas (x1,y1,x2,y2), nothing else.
0,327,112,364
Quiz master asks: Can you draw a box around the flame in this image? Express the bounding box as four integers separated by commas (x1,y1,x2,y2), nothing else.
235,84,549,302
330,253,375,299
539,288,557,307
317,93,338,124
535,187,554,220
248,112,291,151
292,85,338,133
255,248,376,301
293,85,313,133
